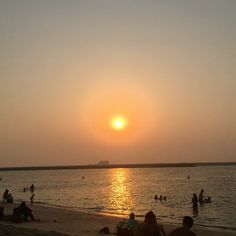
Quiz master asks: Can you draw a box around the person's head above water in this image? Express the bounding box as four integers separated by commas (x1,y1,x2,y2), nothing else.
130,213,135,220
183,216,194,229
20,201,26,207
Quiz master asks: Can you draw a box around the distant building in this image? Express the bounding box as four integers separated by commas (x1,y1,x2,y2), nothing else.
97,160,110,165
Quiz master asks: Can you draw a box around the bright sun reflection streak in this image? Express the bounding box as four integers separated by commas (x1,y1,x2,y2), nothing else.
108,169,134,215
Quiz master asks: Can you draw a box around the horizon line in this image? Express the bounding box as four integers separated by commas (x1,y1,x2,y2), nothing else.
0,161,235,172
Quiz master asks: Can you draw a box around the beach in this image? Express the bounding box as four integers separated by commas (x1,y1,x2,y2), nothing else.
0,203,235,236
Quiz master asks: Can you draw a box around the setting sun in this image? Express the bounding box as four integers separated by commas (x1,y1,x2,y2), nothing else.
110,115,128,131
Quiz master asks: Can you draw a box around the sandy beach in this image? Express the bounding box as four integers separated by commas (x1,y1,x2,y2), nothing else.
0,203,235,236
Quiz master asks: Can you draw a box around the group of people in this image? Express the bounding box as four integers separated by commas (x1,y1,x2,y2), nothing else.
1,183,38,223
2,184,36,205
0,201,38,223
115,211,196,236
23,184,36,205
154,195,167,201
191,189,211,214
23,184,35,193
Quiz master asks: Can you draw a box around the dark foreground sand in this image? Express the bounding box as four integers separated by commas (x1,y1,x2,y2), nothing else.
0,203,235,236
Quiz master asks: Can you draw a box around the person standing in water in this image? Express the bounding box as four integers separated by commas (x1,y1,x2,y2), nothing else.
191,193,198,215
199,189,204,204
30,184,35,193
30,194,35,205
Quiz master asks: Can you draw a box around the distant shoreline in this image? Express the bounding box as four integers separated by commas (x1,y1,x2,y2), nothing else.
0,162,235,172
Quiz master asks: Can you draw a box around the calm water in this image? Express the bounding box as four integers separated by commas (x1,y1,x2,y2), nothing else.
0,166,235,230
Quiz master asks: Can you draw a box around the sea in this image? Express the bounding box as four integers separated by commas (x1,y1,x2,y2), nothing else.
0,166,235,231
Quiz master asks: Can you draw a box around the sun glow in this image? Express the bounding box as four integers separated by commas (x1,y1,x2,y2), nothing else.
110,115,128,131
80,80,157,143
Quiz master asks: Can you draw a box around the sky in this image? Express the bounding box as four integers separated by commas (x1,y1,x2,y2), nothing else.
1,0,236,167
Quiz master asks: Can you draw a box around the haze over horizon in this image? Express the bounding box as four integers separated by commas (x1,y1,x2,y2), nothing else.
1,1,236,167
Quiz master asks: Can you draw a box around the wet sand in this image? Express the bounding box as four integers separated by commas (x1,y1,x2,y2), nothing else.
0,203,235,236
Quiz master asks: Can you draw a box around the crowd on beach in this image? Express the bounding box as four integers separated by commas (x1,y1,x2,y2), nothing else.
0,201,39,223
1,184,39,223
111,211,196,236
110,187,211,236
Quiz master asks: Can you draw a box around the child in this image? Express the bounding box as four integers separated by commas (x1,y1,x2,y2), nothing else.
30,194,35,205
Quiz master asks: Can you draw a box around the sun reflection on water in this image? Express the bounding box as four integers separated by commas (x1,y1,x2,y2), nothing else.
108,168,135,215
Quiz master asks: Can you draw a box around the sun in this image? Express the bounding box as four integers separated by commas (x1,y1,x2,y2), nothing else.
110,115,128,131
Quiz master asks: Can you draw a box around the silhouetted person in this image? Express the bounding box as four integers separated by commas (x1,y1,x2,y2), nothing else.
117,213,138,236
99,227,110,234
30,184,35,193
163,196,167,201
136,210,166,236
199,189,204,204
154,195,158,201
3,189,13,203
159,195,163,201
191,194,198,215
167,216,196,236
0,207,4,220
126,213,138,231
3,189,9,201
12,202,38,222
31,194,35,205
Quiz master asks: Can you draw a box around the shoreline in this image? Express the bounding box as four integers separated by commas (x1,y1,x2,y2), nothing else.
0,203,235,236
14,199,236,232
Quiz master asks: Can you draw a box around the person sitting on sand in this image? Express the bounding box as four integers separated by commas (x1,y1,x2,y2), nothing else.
117,213,138,236
12,202,38,222
167,216,196,236
126,213,138,231
136,210,166,236
3,189,13,203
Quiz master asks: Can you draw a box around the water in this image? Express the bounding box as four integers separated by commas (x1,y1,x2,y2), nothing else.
0,166,235,230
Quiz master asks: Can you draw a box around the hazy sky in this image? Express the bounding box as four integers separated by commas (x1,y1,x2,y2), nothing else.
1,0,236,167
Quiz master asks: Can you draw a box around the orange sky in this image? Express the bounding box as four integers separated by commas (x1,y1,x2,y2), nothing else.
0,1,236,167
